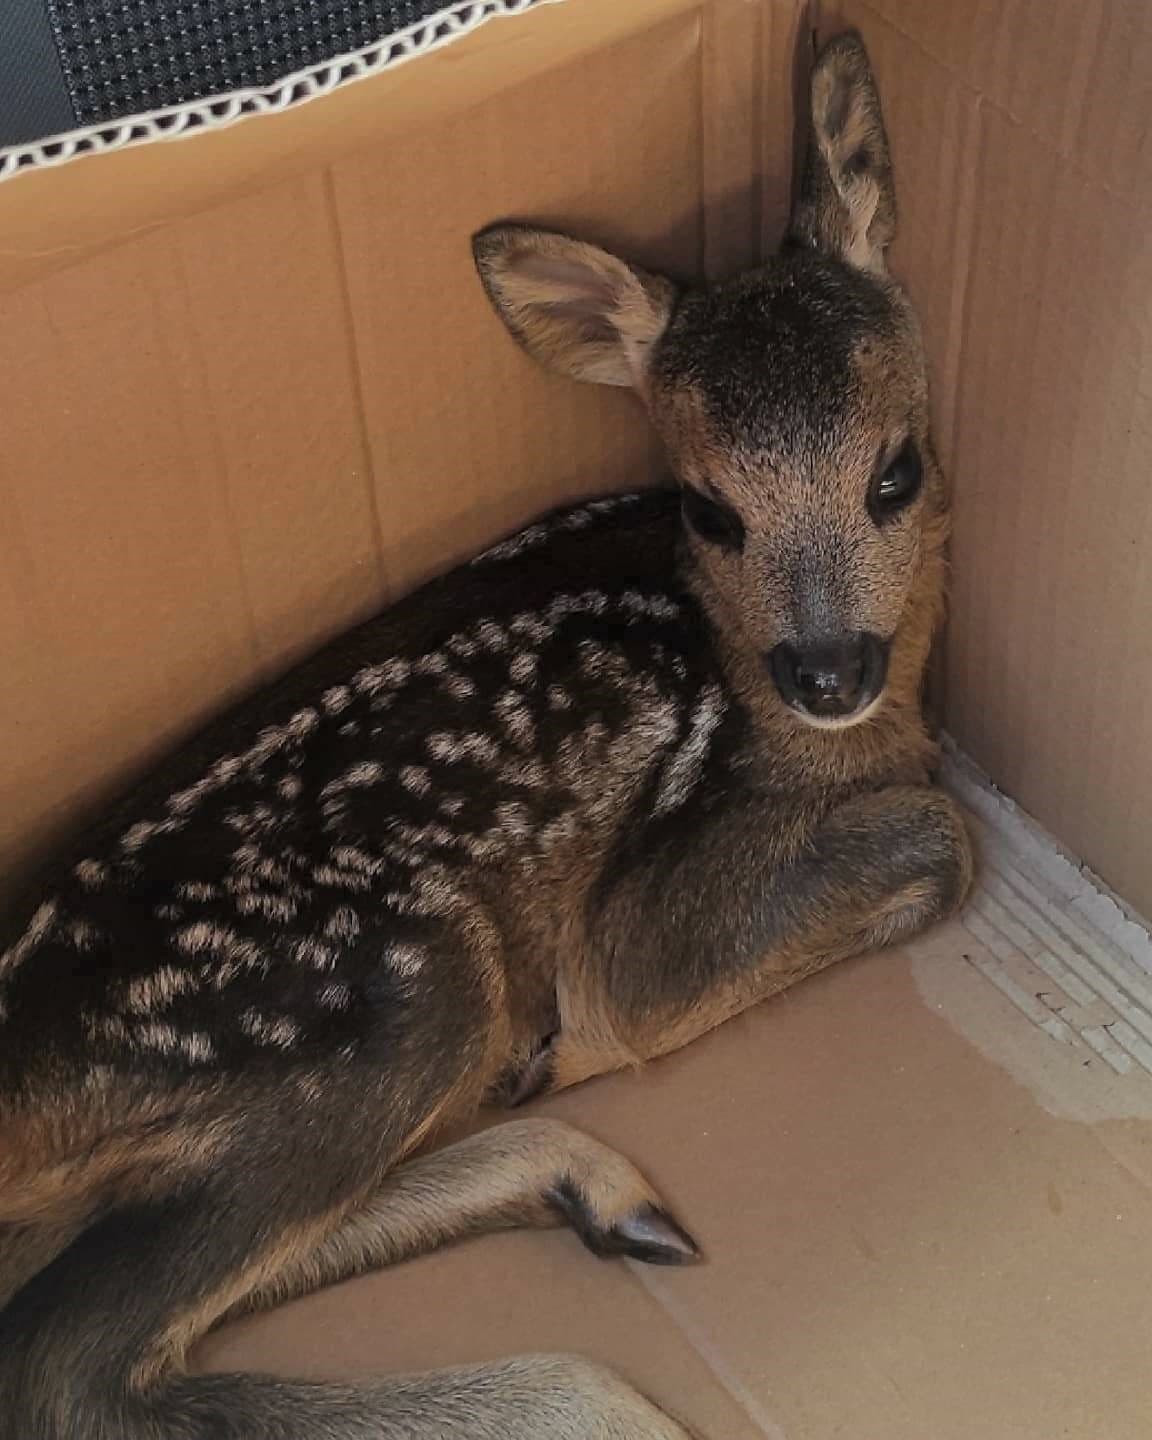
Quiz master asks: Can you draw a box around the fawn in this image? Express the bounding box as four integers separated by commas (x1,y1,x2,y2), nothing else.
0,30,971,1440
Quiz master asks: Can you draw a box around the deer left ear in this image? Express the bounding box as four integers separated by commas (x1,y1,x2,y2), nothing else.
472,225,678,389
788,31,897,275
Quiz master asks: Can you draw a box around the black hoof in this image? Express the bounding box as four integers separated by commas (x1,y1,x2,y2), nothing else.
549,1179,702,1266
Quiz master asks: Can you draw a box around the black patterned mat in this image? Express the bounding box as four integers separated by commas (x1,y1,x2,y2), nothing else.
0,0,483,152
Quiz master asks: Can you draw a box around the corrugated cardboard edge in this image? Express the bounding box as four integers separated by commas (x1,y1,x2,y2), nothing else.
0,0,562,185
944,737,1152,984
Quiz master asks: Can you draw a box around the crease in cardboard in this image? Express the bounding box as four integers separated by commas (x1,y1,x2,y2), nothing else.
320,165,390,597
626,1263,794,1440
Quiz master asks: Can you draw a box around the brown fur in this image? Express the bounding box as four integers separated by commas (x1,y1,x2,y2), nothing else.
0,33,970,1440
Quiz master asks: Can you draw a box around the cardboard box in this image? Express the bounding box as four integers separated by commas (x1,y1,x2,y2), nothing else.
3,2,1152,1435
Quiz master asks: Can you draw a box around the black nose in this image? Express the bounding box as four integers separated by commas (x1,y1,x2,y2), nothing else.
768,633,888,720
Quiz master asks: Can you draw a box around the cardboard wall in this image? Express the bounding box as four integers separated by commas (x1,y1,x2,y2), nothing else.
3,0,1151,923
819,0,1152,919
0,0,800,897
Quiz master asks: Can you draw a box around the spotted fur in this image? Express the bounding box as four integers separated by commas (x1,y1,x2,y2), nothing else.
0,33,972,1440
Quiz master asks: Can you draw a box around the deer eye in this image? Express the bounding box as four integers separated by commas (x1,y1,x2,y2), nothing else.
681,488,745,550
869,440,923,523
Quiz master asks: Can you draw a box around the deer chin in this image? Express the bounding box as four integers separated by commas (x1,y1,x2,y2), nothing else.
782,688,888,731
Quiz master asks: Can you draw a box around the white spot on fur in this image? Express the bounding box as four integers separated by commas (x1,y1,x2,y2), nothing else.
278,775,304,801
463,833,503,862
318,982,352,1010
448,633,479,660
239,1009,300,1049
355,658,410,695
653,682,725,816
547,686,573,711
389,943,426,976
295,937,336,970
407,872,458,918
510,612,552,645
476,523,548,563
286,708,319,740
321,760,385,801
476,621,509,652
415,652,449,677
0,900,58,978
509,652,539,686
323,685,353,714
392,820,461,851
125,964,198,1014
176,922,261,964
444,672,478,700
245,732,282,767
619,589,681,622
586,494,639,515
494,689,534,747
312,864,373,892
68,919,100,950
331,845,383,875
133,1020,182,1053
168,781,211,816
177,1031,216,1063
400,765,432,795
324,906,361,941
236,891,299,923
177,881,218,902
294,1072,328,1105
121,819,175,852
427,731,499,764
577,640,609,677
439,795,465,816
75,859,108,890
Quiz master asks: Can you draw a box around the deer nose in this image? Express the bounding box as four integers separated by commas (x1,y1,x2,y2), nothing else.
767,633,887,721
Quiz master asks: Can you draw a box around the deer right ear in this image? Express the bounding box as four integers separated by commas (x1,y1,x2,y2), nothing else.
472,225,677,389
788,31,897,275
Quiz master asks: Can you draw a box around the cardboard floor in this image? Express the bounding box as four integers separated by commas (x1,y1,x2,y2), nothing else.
196,815,1152,1440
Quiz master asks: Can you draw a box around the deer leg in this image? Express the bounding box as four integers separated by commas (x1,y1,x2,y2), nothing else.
221,1116,698,1324
548,784,973,1090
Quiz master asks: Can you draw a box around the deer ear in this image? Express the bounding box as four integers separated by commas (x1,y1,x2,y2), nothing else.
788,31,897,274
472,225,677,388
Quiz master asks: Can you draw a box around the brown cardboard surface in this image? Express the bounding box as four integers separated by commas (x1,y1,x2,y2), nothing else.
0,0,701,294
197,914,1152,1438
328,11,704,594
946,98,1152,917
814,0,1152,919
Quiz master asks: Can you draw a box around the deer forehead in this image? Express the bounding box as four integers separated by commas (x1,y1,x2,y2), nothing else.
651,258,917,479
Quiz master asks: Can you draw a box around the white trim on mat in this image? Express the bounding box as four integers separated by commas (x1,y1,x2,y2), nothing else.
0,0,563,184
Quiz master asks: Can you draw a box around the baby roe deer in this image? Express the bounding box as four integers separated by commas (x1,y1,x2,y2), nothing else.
0,32,970,1440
